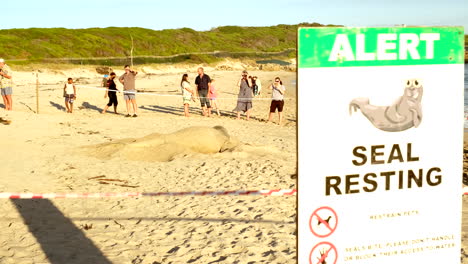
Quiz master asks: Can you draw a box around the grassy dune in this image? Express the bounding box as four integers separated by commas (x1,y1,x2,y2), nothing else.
0,23,338,64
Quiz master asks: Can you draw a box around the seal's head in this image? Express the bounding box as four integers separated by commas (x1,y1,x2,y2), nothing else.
404,79,423,101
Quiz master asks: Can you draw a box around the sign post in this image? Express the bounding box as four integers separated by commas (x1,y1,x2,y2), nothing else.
36,71,39,114
298,27,464,263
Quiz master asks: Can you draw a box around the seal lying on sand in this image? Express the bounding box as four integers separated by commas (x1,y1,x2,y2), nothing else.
84,126,240,162
349,79,423,132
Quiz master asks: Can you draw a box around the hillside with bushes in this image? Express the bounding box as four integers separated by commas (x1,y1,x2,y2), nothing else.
0,23,465,64
0,23,337,64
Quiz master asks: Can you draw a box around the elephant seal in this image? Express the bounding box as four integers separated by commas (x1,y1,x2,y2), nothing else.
83,126,240,162
349,79,423,132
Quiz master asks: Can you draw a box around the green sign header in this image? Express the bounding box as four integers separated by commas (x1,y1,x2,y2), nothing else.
298,27,464,68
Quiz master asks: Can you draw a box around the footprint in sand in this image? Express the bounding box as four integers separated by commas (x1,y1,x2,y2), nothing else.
0,117,11,125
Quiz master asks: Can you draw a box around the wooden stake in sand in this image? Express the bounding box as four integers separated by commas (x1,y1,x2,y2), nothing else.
130,34,134,68
36,71,39,114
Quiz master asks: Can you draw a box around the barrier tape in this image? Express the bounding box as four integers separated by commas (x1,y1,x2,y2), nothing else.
0,189,297,199
76,85,290,101
4,187,468,198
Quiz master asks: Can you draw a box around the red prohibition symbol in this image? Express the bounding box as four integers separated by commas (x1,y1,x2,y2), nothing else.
309,206,338,238
309,241,338,264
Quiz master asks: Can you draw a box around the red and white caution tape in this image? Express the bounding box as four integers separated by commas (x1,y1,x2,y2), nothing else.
0,189,297,199
4,188,468,198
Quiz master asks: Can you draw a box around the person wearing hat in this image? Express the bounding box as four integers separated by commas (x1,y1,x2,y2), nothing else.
234,70,253,120
119,65,138,117
0,58,13,111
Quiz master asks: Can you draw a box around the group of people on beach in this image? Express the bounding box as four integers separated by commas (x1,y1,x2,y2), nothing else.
98,65,286,124
0,58,287,125
180,67,220,118
66,65,139,116
180,67,286,124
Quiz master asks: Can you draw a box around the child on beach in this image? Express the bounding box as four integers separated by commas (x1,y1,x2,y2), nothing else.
209,79,220,116
102,72,119,114
181,73,195,117
63,77,76,113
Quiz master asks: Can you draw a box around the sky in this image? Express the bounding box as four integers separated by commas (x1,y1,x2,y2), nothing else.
2,0,468,31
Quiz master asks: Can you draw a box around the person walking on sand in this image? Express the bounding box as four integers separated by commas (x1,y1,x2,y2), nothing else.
119,65,138,117
267,77,286,125
0,59,13,111
181,73,196,117
194,67,212,117
234,70,253,120
63,77,77,113
102,72,119,114
209,79,220,116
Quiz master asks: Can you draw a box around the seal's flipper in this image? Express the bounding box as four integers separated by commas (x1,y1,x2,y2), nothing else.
410,108,422,128
349,98,369,115
349,103,357,115
385,97,407,123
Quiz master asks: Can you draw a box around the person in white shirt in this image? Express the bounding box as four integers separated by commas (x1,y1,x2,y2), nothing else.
267,77,286,125
63,77,76,113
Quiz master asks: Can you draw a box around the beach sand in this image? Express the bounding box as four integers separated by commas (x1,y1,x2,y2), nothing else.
1,63,467,263
0,65,297,263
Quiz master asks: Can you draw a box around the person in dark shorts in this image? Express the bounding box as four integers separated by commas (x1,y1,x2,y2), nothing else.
102,72,119,114
267,77,286,125
63,77,76,113
194,67,212,117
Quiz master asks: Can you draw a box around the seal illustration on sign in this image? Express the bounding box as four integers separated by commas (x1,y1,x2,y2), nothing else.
349,79,423,132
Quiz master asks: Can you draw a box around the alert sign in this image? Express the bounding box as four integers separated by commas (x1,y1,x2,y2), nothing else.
298,27,464,263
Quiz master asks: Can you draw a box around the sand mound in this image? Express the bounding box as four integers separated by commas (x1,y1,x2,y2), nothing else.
83,126,241,162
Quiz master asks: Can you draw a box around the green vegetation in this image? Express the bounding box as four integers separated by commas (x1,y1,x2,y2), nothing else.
0,23,339,65
3,23,463,65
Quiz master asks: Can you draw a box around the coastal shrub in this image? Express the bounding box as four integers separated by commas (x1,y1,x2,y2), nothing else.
7,23,427,65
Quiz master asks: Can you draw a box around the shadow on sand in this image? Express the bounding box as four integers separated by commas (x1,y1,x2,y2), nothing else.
81,102,103,113
11,199,112,264
141,105,241,119
49,101,66,112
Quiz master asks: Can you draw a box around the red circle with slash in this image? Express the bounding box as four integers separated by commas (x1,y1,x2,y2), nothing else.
309,206,338,238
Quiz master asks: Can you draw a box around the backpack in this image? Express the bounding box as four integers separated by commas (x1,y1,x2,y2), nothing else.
102,75,109,87
253,84,259,96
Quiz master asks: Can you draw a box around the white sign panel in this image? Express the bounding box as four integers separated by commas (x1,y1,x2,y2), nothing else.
298,27,464,264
